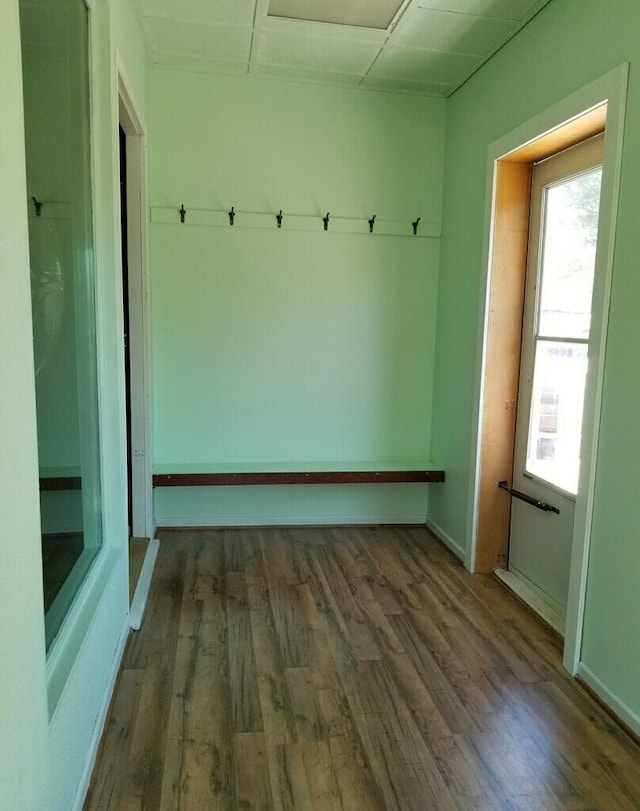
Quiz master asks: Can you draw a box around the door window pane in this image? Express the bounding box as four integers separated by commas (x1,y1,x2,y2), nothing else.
538,167,602,340
526,341,588,495
20,0,103,650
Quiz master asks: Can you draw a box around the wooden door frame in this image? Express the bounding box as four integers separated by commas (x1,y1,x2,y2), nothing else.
468,65,628,675
117,58,153,540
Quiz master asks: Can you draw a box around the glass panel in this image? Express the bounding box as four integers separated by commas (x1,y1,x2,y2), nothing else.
20,0,103,650
526,341,588,495
538,167,602,340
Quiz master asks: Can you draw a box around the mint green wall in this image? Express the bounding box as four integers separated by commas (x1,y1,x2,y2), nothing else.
109,0,149,103
152,229,437,463
430,0,640,720
150,71,445,524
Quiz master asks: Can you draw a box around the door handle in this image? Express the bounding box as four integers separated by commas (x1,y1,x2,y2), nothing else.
498,481,560,514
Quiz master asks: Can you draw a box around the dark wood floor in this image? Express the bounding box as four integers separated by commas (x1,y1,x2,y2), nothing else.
85,526,640,810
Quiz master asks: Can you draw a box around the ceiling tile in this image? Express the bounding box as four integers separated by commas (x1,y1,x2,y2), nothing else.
143,17,252,62
255,27,382,74
267,0,404,30
394,6,515,56
139,0,552,97
261,16,388,44
415,0,546,22
140,0,256,27
367,45,481,87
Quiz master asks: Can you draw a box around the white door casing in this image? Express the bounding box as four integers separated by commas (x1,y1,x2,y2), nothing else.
118,59,153,541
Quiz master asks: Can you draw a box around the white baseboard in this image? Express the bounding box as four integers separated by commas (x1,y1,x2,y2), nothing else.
578,663,640,738
424,517,465,561
71,614,130,811
130,538,159,631
157,514,428,528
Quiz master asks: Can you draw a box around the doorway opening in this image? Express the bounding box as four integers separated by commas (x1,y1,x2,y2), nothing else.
118,69,157,626
503,134,604,634
471,64,629,678
465,67,630,722
474,105,607,584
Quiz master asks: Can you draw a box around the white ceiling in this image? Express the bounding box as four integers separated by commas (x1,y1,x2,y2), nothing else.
139,0,551,97
268,0,405,30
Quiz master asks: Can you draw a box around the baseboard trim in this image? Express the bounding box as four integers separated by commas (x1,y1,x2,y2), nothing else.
578,663,640,740
71,614,130,811
156,514,428,528
424,517,465,562
130,538,159,631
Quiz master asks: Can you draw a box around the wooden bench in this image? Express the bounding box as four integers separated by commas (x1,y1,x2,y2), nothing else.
153,468,445,487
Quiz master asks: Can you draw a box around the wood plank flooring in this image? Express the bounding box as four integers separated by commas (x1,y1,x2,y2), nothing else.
84,526,640,810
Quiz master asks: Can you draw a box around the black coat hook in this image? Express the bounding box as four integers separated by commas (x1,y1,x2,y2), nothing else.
323,212,330,231
368,214,376,234
412,217,421,235
276,210,283,228
179,204,186,223
32,196,42,217
229,206,235,226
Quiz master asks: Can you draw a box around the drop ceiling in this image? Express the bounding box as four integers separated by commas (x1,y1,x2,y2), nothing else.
139,0,552,97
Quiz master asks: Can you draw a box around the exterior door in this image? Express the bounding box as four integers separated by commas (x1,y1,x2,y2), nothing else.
508,135,604,615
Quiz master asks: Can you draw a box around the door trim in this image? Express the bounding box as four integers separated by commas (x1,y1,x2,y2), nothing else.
117,56,153,540
469,64,628,675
